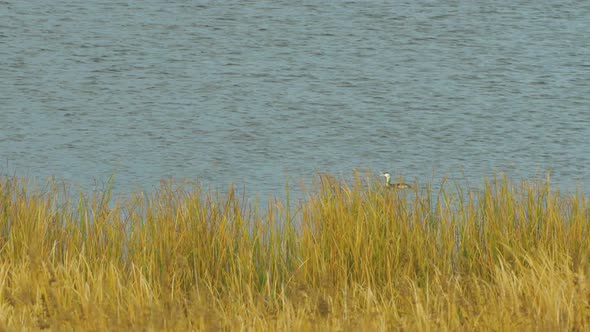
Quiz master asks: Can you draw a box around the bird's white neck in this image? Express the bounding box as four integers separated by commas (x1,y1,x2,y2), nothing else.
384,174,391,185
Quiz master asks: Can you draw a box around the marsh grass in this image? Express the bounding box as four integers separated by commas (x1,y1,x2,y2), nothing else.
0,172,588,330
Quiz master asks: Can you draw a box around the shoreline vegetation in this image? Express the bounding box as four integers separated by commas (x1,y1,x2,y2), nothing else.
0,173,589,330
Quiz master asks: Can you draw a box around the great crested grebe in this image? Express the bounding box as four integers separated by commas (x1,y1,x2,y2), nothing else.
381,172,411,189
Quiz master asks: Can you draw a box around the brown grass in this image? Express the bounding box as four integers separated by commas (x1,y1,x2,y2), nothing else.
0,172,588,331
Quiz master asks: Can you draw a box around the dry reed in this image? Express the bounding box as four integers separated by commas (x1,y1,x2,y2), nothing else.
0,172,588,331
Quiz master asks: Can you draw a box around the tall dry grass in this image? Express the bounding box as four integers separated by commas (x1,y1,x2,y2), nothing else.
0,173,588,330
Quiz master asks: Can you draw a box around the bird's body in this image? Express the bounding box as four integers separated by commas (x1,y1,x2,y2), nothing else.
389,182,412,189
381,172,412,189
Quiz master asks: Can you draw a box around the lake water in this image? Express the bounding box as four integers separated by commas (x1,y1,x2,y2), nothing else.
1,1,589,200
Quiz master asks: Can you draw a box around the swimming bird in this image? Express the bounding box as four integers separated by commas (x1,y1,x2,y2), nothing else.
381,172,412,189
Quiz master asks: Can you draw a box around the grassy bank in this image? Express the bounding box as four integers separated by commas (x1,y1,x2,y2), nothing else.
0,173,588,330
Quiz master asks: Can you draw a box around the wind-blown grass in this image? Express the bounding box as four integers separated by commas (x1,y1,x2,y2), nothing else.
0,173,588,330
